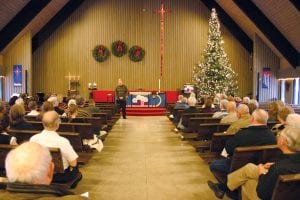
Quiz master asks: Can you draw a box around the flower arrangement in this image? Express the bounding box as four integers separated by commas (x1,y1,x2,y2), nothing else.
129,45,145,62
112,40,127,57
92,45,109,62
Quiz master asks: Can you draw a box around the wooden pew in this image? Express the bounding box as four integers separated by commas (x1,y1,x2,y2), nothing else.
27,121,94,140
6,129,92,165
271,173,300,200
184,123,230,152
181,112,214,128
7,129,84,152
61,116,106,134
183,117,221,133
0,144,64,174
213,145,281,184
0,144,82,188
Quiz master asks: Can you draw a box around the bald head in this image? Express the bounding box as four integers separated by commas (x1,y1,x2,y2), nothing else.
237,104,250,118
251,109,269,125
5,142,53,185
42,111,60,130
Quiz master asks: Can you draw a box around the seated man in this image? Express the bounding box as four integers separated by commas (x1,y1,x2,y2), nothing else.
220,101,238,123
208,109,276,199
48,96,64,115
212,99,229,119
1,142,86,199
227,123,300,200
175,96,198,131
75,95,91,117
225,104,250,134
174,97,189,109
30,111,82,187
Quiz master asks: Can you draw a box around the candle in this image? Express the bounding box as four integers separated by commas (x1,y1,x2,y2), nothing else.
158,79,161,92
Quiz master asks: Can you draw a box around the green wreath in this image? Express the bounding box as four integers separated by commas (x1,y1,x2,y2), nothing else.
92,45,109,62
112,40,127,57
129,45,145,62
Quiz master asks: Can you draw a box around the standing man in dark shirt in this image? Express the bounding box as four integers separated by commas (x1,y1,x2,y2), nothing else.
115,78,128,119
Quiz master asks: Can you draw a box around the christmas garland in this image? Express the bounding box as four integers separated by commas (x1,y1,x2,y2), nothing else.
129,45,145,62
92,45,109,62
112,40,127,57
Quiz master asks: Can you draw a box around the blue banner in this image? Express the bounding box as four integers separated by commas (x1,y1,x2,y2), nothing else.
13,65,22,87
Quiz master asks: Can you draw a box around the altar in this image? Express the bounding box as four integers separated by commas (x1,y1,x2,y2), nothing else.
92,90,179,106
127,91,166,107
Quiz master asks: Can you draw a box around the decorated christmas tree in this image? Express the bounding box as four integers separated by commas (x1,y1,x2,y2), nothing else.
193,8,238,97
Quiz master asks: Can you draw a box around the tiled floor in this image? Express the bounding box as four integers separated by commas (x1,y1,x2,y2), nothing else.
73,116,217,200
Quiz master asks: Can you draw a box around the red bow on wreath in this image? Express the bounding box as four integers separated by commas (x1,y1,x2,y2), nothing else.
98,47,104,56
117,41,123,52
135,47,141,57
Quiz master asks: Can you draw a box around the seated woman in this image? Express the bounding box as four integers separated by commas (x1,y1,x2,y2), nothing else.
268,101,280,122
201,97,215,113
26,100,40,116
38,101,54,120
271,106,295,134
9,104,34,130
0,101,17,145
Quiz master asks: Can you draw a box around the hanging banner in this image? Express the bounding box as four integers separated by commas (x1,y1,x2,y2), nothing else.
13,65,22,87
262,67,270,89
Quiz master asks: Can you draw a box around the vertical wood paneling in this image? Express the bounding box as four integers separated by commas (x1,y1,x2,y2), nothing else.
253,34,280,102
33,0,252,98
3,32,32,100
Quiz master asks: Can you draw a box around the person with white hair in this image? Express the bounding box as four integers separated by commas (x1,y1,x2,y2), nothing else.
212,99,229,118
226,104,251,134
30,111,82,187
226,124,300,200
174,97,189,109
1,142,87,199
242,96,250,104
208,109,276,199
220,101,238,123
48,96,64,115
174,96,198,131
286,113,300,129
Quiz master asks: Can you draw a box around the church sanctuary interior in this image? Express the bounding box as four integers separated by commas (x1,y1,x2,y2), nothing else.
0,0,300,199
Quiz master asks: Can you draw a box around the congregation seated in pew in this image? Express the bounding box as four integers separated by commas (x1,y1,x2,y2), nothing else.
227,121,300,200
225,104,250,134
9,104,34,131
26,100,40,116
0,101,17,145
175,96,198,131
29,111,82,188
0,142,87,199
219,101,238,124
208,109,277,199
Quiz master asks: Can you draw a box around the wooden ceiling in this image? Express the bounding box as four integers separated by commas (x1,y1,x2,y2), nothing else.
0,0,299,68
216,0,300,69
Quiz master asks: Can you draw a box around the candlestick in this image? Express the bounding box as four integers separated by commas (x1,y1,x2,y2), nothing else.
158,79,161,93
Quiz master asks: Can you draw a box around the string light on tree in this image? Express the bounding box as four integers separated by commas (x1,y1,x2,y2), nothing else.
193,8,239,97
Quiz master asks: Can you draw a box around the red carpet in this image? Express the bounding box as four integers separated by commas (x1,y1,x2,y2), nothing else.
126,107,167,116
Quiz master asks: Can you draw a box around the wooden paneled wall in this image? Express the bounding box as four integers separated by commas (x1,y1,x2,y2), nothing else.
3,32,32,100
33,0,252,98
253,34,280,102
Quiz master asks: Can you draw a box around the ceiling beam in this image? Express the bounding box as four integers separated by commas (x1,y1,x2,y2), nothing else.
32,0,85,52
290,0,300,11
0,0,51,52
233,0,299,68
201,0,253,54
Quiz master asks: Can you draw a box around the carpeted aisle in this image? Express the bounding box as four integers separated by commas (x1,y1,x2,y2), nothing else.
73,116,217,200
